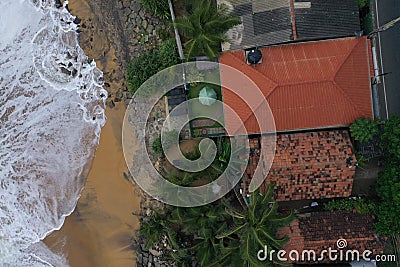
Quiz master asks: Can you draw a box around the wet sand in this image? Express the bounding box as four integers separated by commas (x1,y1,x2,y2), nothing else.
44,0,141,266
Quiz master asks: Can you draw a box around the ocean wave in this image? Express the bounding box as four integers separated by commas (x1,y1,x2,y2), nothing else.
0,0,106,265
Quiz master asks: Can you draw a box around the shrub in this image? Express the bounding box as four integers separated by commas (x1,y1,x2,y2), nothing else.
324,198,375,214
350,117,378,142
126,40,179,93
375,165,400,235
158,39,180,68
151,136,164,157
380,114,400,161
355,151,370,167
358,0,369,9
126,52,160,93
139,0,170,20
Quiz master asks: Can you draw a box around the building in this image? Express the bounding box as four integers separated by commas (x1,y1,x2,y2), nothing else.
220,36,374,200
278,211,385,264
244,131,356,201
220,0,361,51
221,36,374,134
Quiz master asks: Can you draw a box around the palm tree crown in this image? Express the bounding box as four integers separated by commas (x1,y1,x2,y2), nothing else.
217,183,295,266
174,0,241,60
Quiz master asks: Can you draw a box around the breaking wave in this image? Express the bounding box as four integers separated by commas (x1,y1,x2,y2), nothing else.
0,0,107,265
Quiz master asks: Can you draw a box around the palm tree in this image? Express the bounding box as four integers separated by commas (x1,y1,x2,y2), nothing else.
216,183,295,266
167,202,230,266
174,0,241,60
139,208,174,249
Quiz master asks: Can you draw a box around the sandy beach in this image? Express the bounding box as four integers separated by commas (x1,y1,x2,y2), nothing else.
44,0,153,266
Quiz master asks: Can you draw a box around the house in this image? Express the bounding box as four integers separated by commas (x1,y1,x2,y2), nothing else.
221,36,374,134
219,0,361,51
277,211,385,264
220,36,374,201
244,130,356,201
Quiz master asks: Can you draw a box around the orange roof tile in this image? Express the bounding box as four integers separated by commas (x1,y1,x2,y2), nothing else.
220,37,373,133
243,130,356,201
278,211,386,264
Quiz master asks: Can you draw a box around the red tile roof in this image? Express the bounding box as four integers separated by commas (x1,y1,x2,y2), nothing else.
278,211,386,264
242,130,356,201
220,37,373,133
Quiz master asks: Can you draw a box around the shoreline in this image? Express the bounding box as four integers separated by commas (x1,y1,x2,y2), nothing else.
44,0,166,266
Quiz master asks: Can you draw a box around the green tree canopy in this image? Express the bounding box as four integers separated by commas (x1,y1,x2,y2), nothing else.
174,0,241,60
375,164,400,235
349,117,379,142
380,114,400,161
126,39,179,93
217,183,295,266
139,0,170,20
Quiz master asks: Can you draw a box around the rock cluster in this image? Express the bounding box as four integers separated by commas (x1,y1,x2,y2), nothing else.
116,0,168,58
71,0,169,106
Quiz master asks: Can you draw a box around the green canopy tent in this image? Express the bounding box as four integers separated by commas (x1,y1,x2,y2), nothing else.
198,86,217,106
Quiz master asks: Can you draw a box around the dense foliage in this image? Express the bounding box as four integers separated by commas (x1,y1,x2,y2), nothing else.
349,117,379,142
324,198,375,214
126,39,179,93
216,184,295,266
380,114,400,160
139,0,170,20
375,164,400,235
358,0,369,8
139,184,294,266
374,115,400,235
160,137,244,189
174,0,241,60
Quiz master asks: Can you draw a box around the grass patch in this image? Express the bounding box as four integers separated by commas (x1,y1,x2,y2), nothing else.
189,77,224,128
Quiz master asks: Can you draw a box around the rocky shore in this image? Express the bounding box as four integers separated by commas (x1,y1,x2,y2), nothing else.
45,0,173,266
68,0,168,99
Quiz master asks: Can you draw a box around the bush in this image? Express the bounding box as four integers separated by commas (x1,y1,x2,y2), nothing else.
350,117,378,142
126,52,160,93
324,198,375,214
158,39,180,68
151,136,164,157
380,114,400,161
139,0,170,20
358,0,369,9
126,40,179,93
375,165,400,235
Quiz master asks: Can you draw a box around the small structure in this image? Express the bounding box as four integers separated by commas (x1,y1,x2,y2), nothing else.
246,48,263,64
278,211,385,264
244,130,356,201
198,86,217,106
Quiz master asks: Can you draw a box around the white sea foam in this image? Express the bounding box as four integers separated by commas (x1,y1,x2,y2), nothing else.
0,0,107,265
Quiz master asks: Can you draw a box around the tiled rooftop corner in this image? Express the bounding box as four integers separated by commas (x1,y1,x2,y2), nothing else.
242,130,356,201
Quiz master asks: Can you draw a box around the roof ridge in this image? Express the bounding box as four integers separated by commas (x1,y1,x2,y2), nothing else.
230,52,279,88
333,37,367,116
227,53,279,131
332,80,362,116
272,79,335,88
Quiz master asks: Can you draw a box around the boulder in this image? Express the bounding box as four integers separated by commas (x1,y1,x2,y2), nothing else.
132,2,142,12
55,0,62,8
73,17,81,25
122,0,130,8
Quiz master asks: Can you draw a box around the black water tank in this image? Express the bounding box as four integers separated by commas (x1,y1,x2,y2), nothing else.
247,48,262,64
